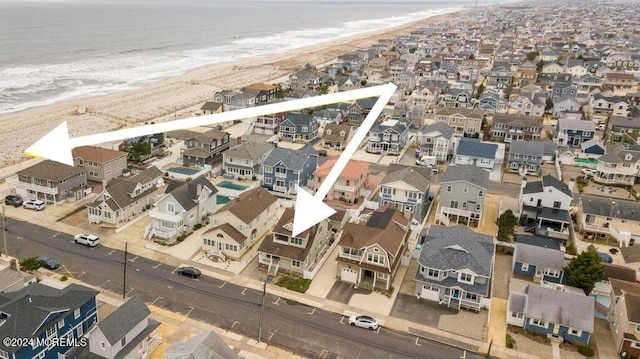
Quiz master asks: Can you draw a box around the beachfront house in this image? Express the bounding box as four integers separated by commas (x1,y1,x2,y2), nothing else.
278,112,318,143
146,176,218,244
72,145,128,186
223,142,275,180
414,225,495,311
262,146,318,197
87,166,163,225
366,118,409,155
203,188,279,261
253,113,286,135
181,129,231,168
257,208,331,277
8,160,88,205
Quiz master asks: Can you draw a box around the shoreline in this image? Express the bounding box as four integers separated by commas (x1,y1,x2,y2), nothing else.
0,6,472,169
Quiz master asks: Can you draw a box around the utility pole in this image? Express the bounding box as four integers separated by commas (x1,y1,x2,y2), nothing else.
2,205,7,257
258,279,267,343
123,242,128,299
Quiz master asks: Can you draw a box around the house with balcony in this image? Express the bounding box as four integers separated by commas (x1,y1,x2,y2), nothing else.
347,98,378,125
589,94,630,123
594,143,640,186
337,205,410,290
242,82,278,103
507,285,594,345
436,165,489,228
313,109,343,126
438,88,474,108
322,123,354,150
578,195,640,247
553,96,581,118
518,175,573,240
313,157,369,205
512,242,568,284
414,225,495,311
575,73,604,94
454,138,498,170
487,64,512,88
366,119,409,155
416,122,456,162
253,113,286,135
490,113,542,143
8,160,88,205
478,89,508,114
181,129,231,168
146,176,217,244
433,107,484,137
289,67,326,92
223,142,275,180
555,117,596,147
85,296,161,359
507,140,545,176
0,283,98,359
551,82,578,101
262,146,318,197
510,91,547,117
87,166,163,225
604,72,639,91
72,146,128,186
607,278,640,359
257,208,331,278
278,112,318,143
203,188,279,261
605,116,640,144
378,164,431,217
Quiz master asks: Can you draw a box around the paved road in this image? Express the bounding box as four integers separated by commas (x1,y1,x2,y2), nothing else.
5,217,484,359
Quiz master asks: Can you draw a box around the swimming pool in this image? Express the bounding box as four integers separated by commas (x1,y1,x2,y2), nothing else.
217,181,248,191
217,195,231,205
575,158,598,165
167,167,200,176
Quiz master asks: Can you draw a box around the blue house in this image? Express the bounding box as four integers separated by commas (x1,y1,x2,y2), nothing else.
261,146,317,196
555,117,596,148
0,283,98,359
278,112,318,143
507,285,594,345
512,242,568,284
453,138,498,170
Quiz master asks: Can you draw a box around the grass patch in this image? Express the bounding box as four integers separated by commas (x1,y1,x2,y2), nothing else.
276,276,311,293
506,333,515,348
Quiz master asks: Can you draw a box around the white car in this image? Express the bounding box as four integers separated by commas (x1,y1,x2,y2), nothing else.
348,315,379,330
581,168,597,177
23,199,45,211
74,233,100,247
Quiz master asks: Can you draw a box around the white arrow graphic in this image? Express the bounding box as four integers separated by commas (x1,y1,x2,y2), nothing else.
24,83,398,166
291,83,396,236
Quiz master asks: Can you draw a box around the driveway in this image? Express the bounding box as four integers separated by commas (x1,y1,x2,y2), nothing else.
325,281,371,304
493,253,512,300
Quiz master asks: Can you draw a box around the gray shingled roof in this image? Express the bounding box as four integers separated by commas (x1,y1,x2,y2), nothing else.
599,143,640,164
441,165,490,189
514,242,568,271
558,118,595,132
17,159,85,182
492,113,542,126
419,121,455,140
88,166,162,210
510,140,544,157
524,285,594,333
371,119,408,134
97,295,151,345
164,176,218,211
165,331,242,359
580,195,640,221
508,292,527,313
262,146,317,170
610,116,640,129
522,175,572,198
223,142,274,161
0,283,98,354
456,138,497,160
380,164,431,191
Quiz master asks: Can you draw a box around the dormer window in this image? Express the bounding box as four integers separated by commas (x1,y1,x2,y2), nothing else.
459,272,474,284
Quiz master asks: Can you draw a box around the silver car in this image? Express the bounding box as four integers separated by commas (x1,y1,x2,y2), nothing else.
348,315,379,330
23,199,46,211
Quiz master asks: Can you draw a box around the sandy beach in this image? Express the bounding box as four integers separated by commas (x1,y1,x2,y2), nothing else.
0,8,470,168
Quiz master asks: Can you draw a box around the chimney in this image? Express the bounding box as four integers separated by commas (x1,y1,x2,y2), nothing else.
9,259,17,271
236,136,242,145
196,184,202,197
568,177,575,192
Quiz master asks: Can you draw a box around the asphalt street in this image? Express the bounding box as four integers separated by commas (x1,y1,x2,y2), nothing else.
4,217,485,359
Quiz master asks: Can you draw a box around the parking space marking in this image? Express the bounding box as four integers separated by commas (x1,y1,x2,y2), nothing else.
319,349,329,358
126,287,135,297
151,297,164,305
267,330,276,341
241,288,247,295
99,280,111,289
108,250,116,255
129,256,139,262
76,271,86,279
52,232,61,237
272,297,280,305
232,321,240,328
415,337,421,346
170,268,177,275
375,327,380,334
340,316,346,324
460,350,466,359
218,282,227,288
308,308,316,315
152,263,162,269
186,306,194,317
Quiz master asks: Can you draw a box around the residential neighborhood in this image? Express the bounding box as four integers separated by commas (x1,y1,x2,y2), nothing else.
3,2,640,359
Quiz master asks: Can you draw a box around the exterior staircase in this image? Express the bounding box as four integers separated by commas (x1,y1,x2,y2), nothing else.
268,259,280,276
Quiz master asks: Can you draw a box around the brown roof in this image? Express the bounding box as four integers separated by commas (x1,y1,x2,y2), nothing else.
204,223,247,244
188,129,229,144
434,107,485,118
339,205,409,254
323,123,353,142
257,208,316,261
243,83,277,92
626,292,640,324
492,113,543,125
72,146,127,163
17,160,85,182
605,73,635,80
610,278,640,296
214,187,277,224
603,263,637,283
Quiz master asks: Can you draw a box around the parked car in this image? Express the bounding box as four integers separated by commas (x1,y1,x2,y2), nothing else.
37,256,60,270
581,168,597,177
4,195,23,207
318,149,328,157
596,124,606,131
74,233,100,247
348,315,379,330
176,266,201,279
23,199,45,211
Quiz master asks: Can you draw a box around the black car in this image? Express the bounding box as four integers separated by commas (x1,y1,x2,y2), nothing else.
38,256,60,270
5,195,23,207
318,149,328,157
176,266,201,279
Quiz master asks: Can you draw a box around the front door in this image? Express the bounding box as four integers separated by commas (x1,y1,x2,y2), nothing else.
452,289,461,299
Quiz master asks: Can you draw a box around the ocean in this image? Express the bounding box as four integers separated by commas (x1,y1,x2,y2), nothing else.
0,0,504,114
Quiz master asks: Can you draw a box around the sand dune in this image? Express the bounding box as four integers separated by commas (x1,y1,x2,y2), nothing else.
0,10,467,168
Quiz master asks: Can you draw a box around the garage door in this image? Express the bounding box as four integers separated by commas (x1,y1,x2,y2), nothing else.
420,284,440,301
341,268,357,284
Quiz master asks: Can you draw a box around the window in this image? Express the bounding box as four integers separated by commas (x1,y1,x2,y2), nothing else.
459,272,473,284
264,166,273,173
101,342,106,350
465,293,478,301
264,177,272,185
544,269,560,278
446,185,452,192
478,190,484,197
553,201,561,209
632,342,640,349
427,268,440,278
74,308,81,319
568,328,582,337
521,263,529,271
367,253,385,265
291,237,303,246
463,187,468,193
530,319,547,328
292,260,301,268
167,203,175,213
121,337,127,347
58,319,64,329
